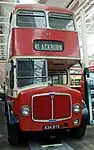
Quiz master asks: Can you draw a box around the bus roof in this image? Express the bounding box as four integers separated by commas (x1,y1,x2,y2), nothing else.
12,4,73,15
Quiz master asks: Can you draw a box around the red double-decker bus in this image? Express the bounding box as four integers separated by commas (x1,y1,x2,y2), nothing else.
4,4,88,145
70,65,82,92
81,65,94,100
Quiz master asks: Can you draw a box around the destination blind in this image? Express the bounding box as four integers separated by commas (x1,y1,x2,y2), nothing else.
34,40,64,52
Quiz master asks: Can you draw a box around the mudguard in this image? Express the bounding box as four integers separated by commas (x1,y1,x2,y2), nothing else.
82,100,89,125
7,101,19,125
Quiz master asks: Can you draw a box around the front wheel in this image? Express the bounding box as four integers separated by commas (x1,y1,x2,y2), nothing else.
70,124,86,139
7,120,20,145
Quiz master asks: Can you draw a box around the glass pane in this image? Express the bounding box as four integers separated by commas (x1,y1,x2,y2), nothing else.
75,79,80,85
70,79,74,86
17,59,47,87
17,10,46,28
49,13,75,31
53,75,58,84
70,70,75,74
90,73,94,80
18,78,33,87
48,70,68,85
17,59,34,77
61,74,67,85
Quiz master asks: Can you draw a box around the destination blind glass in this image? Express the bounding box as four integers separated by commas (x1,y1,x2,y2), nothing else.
34,40,64,51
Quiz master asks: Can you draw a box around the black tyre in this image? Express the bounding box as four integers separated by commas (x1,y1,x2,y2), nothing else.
7,118,20,145
70,124,86,139
5,102,7,116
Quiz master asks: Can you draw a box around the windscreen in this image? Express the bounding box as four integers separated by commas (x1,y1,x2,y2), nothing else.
17,59,47,87
16,10,46,28
49,12,75,31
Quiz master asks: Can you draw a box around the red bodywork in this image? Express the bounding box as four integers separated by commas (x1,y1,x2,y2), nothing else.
11,28,80,58
9,86,82,131
72,87,81,92
10,4,80,59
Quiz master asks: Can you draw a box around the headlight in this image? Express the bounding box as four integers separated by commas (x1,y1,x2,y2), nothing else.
20,105,30,116
73,104,80,113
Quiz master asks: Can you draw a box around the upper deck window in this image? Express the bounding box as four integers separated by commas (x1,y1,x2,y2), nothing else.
16,10,46,28
48,13,75,31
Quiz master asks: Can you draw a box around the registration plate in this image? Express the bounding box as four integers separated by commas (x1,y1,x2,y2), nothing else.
43,125,62,130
